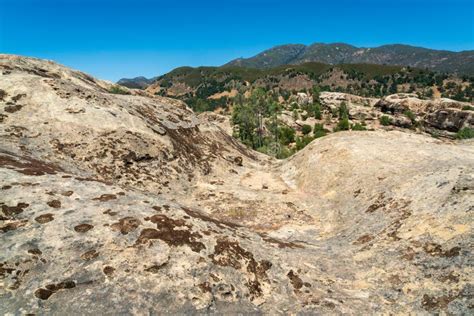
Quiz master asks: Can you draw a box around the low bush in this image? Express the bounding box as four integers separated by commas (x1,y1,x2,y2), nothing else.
313,123,326,138
380,115,391,126
301,124,312,135
403,110,416,123
456,127,474,139
351,123,367,131
334,115,350,131
279,126,296,145
295,136,313,150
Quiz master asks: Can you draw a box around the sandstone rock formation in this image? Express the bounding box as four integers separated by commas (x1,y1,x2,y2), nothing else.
375,93,474,133
316,91,474,136
1,55,473,314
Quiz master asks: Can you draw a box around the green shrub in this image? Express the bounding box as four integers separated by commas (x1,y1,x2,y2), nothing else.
313,123,324,132
295,136,313,150
301,124,312,135
462,105,474,111
338,102,349,119
276,146,293,159
109,85,130,95
195,99,211,112
334,115,350,131
351,123,367,131
313,123,326,138
313,130,326,138
279,126,295,145
403,110,416,123
313,103,322,119
380,115,391,126
430,130,441,139
292,109,299,120
456,128,474,139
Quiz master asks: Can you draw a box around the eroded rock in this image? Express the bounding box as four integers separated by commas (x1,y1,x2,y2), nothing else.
0,55,472,315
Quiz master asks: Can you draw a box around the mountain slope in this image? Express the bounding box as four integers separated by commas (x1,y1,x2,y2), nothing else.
1,55,473,314
225,43,474,75
117,76,156,89
143,61,473,109
227,44,307,69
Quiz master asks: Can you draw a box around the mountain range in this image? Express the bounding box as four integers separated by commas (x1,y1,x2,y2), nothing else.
117,76,156,89
225,43,474,75
118,43,474,88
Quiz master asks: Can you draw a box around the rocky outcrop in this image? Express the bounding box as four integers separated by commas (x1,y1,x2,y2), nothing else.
372,93,474,133
289,92,313,106
425,108,474,132
1,55,473,315
0,54,256,196
319,91,378,111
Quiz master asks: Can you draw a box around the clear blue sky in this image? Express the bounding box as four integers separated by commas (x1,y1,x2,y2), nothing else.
1,0,473,81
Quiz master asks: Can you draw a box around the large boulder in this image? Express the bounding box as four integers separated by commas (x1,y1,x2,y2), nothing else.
375,93,471,115
376,93,474,133
319,92,378,111
289,92,313,106
425,108,474,132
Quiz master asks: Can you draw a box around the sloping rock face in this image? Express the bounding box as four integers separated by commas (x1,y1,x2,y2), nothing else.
1,55,473,315
0,55,255,196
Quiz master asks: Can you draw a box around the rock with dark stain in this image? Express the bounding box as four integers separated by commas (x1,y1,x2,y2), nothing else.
4,104,23,113
35,213,54,224
209,238,271,299
28,248,42,256
111,216,141,234
47,199,61,208
93,194,117,202
35,280,76,300
74,223,94,233
421,293,457,311
233,156,243,166
1,202,29,217
0,56,472,315
137,214,205,253
80,249,99,261
423,243,461,258
0,153,62,176
145,265,164,273
35,288,54,300
353,234,374,245
103,266,115,276
0,220,27,233
287,270,304,292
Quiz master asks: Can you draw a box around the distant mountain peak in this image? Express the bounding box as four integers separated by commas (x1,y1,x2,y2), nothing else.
224,43,474,75
117,76,156,89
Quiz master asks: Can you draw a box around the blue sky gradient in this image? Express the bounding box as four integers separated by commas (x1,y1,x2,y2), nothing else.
1,0,473,81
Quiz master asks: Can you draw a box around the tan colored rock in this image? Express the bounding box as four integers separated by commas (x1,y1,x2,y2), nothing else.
1,55,473,315
319,91,379,111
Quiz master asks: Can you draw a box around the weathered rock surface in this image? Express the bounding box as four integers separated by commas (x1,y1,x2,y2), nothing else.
317,91,473,136
1,55,473,314
375,93,474,133
319,91,379,111
425,108,474,132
